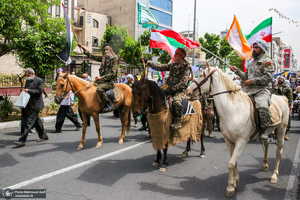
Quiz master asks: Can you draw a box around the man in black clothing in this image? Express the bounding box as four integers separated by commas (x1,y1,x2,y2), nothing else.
14,68,49,147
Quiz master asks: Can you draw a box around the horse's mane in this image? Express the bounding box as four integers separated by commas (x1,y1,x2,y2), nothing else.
68,74,97,87
133,79,166,100
212,67,249,103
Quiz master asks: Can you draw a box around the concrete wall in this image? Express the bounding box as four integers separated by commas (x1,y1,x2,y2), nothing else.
0,54,23,75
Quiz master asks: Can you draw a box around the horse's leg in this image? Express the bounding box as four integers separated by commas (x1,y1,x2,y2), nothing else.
200,132,206,158
152,150,161,167
182,139,191,157
224,139,246,197
117,105,129,144
262,139,270,172
77,113,88,150
159,144,169,172
270,127,285,183
93,113,102,148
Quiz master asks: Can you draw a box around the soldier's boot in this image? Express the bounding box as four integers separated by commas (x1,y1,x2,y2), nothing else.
284,135,289,141
259,129,268,140
170,118,182,130
102,99,114,113
209,130,213,138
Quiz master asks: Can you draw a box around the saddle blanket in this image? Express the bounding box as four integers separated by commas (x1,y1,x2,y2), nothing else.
106,87,121,102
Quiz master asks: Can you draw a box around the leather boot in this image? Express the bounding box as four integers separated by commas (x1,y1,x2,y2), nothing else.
260,129,268,140
102,99,114,112
170,118,182,130
209,130,213,138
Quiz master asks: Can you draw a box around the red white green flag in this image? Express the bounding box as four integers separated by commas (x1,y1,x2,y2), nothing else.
157,71,164,79
150,29,200,61
246,17,272,47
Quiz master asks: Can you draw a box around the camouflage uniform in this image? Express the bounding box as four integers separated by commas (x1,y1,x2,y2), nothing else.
147,61,190,120
235,54,275,131
200,92,214,137
83,50,118,103
272,83,293,135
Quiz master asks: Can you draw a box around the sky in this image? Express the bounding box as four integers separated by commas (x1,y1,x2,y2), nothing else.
172,0,300,68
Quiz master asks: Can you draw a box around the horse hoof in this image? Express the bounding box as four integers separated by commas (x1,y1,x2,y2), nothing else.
77,146,83,150
262,165,269,172
270,174,278,183
95,144,101,148
159,167,167,172
118,140,124,144
226,188,235,198
200,154,205,158
182,151,188,157
152,162,160,167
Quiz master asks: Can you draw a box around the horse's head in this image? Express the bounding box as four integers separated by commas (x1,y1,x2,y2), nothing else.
186,62,218,97
131,79,151,117
54,71,72,104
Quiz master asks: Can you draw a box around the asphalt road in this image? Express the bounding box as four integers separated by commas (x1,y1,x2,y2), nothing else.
0,113,299,200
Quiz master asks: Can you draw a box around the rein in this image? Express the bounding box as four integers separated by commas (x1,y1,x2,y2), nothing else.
61,76,93,99
141,83,167,113
192,69,241,96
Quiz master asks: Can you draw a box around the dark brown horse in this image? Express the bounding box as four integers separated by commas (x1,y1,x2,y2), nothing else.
132,78,204,172
54,71,133,150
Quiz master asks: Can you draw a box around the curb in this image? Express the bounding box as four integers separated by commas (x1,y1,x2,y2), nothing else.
0,116,56,130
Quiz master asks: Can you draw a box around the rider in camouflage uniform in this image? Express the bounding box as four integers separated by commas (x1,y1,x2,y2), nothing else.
272,76,293,140
200,92,214,137
78,43,118,112
230,39,275,140
142,48,191,129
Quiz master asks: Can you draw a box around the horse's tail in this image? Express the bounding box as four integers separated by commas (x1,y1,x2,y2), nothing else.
127,105,132,133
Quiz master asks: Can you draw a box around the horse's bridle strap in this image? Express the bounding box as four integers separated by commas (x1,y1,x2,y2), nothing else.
211,89,241,97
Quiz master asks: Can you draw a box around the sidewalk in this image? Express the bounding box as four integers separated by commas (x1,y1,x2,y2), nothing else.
0,96,57,130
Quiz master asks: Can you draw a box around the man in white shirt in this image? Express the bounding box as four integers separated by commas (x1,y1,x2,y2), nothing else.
51,91,82,133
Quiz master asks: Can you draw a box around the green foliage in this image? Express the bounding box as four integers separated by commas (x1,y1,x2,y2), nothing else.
158,50,171,64
14,17,67,78
100,24,129,55
228,51,244,70
199,33,221,59
119,37,143,69
0,93,14,119
0,0,58,57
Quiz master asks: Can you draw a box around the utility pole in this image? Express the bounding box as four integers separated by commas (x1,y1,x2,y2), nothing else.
192,0,197,66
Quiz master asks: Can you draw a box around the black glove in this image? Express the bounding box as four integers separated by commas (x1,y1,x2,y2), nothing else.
140,58,148,64
164,88,172,96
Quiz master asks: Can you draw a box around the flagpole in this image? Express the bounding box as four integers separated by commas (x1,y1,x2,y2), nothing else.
200,46,231,68
138,25,146,77
192,0,197,66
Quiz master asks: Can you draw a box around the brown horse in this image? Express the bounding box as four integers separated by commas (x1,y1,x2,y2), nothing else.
54,71,133,150
132,78,204,172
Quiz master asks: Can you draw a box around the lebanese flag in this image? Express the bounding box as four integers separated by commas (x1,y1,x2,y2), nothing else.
150,29,200,61
246,17,272,47
56,3,73,65
243,17,272,71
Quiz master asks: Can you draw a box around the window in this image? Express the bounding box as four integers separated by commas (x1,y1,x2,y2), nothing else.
150,8,172,27
92,19,99,28
92,36,98,47
150,0,172,12
64,0,68,14
47,7,52,15
56,5,60,18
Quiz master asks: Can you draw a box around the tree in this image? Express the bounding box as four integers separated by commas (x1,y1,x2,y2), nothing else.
14,17,67,79
100,24,129,55
0,0,58,57
198,33,220,61
158,50,171,64
228,51,244,71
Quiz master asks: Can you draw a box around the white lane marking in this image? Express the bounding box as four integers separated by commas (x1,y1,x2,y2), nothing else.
285,135,300,200
4,140,151,190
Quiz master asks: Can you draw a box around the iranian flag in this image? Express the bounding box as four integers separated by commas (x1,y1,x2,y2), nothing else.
246,17,272,47
242,17,272,71
150,29,200,61
157,71,164,79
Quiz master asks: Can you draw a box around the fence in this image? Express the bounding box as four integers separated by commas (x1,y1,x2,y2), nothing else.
0,75,54,88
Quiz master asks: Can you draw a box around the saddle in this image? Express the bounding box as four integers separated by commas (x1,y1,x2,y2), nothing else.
167,96,196,116
249,95,281,139
106,87,121,103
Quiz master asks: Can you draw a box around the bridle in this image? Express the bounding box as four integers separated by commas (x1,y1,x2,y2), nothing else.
192,69,241,96
59,76,93,99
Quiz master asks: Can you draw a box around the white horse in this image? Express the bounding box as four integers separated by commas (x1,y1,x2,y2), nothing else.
186,65,289,197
